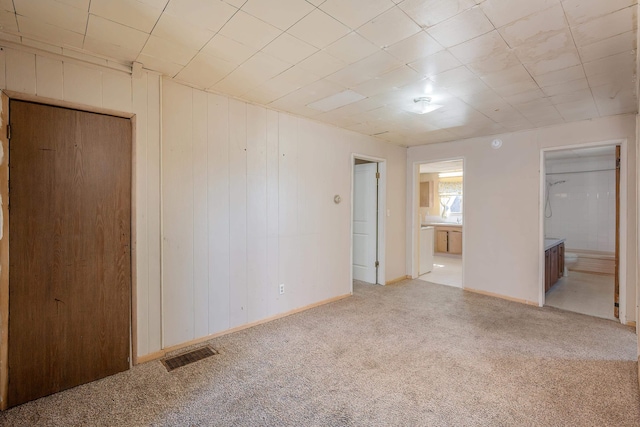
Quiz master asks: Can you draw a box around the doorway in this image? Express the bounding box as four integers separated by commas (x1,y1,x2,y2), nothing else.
3,100,132,408
351,156,386,286
415,160,464,288
541,144,621,321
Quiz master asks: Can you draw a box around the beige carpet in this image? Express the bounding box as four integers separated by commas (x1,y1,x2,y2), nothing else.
1,279,638,426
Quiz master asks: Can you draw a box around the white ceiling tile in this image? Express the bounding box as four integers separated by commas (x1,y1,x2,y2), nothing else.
242,0,314,31
263,33,318,64
548,88,594,105
253,65,321,97
428,66,475,88
231,51,292,85
285,79,346,105
211,72,253,97
287,9,350,49
445,76,491,98
138,0,169,7
352,65,421,96
326,50,401,87
533,64,585,87
578,31,636,63
524,51,581,76
554,99,600,121
242,87,284,105
14,0,88,34
89,0,162,33
467,51,522,76
136,52,183,77
319,0,394,29
384,31,444,63
0,9,18,32
491,79,539,98
174,52,235,89
324,32,379,64
86,15,149,53
427,7,495,48
512,28,576,64
296,50,347,77
0,0,14,11
448,30,507,64
583,51,636,87
202,34,257,66
83,36,142,62
591,82,637,116
480,0,560,28
572,6,637,47
357,7,421,48
152,13,215,51
141,34,198,65
219,10,282,50
504,88,546,106
55,0,90,10
499,4,566,48
459,89,506,109
16,15,84,48
223,0,247,7
562,0,636,27
408,50,462,78
305,0,326,5
541,78,589,97
165,0,237,31
398,0,476,28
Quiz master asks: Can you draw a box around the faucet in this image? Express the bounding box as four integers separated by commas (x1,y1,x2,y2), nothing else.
456,218,461,224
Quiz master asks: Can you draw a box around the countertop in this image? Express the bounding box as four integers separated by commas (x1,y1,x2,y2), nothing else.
422,223,463,228
544,237,566,250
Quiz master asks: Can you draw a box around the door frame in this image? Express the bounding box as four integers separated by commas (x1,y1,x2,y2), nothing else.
538,139,627,324
350,153,386,291
408,158,466,283
0,91,137,410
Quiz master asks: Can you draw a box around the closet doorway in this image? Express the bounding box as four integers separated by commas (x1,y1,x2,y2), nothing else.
2,100,132,408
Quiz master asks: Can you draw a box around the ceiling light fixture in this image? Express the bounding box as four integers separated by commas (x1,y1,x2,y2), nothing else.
413,96,443,114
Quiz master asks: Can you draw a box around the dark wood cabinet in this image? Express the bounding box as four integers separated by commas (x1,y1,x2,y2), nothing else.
545,242,564,293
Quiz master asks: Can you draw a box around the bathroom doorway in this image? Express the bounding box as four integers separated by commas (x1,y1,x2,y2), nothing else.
415,159,464,288
541,145,620,320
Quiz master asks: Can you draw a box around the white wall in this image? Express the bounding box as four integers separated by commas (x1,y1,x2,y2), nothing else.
407,115,637,323
0,43,407,357
161,79,407,348
545,154,616,253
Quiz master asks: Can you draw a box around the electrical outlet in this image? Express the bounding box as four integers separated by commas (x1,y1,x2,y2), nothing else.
279,284,285,295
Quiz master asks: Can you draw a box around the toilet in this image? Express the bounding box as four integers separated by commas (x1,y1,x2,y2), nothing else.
564,252,578,276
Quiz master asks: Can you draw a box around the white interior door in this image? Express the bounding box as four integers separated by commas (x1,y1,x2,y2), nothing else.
353,163,378,283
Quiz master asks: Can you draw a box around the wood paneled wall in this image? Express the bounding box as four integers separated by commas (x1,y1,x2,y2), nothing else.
0,45,163,359
161,79,408,348
0,43,407,359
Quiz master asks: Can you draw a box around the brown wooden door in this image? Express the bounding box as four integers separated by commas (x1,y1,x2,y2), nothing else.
7,101,131,408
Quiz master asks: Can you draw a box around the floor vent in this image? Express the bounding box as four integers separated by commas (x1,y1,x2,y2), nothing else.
162,346,218,372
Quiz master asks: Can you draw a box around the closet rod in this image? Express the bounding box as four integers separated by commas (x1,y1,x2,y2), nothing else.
546,168,616,175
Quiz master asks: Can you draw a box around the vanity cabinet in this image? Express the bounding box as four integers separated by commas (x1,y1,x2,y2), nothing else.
434,226,462,255
545,242,564,292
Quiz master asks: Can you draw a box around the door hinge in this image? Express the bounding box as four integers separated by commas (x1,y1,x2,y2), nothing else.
375,261,379,267
616,157,621,169
6,124,10,140
375,172,380,179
